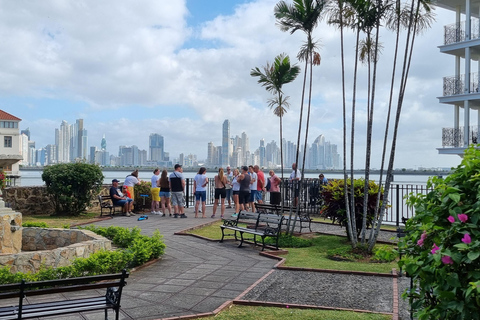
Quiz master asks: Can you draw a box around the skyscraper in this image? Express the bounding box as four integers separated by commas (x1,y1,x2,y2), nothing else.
149,133,164,162
222,120,230,166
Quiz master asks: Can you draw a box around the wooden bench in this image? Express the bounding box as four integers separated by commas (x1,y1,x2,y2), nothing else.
98,195,124,216
256,203,312,233
220,211,284,250
0,270,129,320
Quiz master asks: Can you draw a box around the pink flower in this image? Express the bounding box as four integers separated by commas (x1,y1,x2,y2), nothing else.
442,256,454,265
447,215,455,223
462,233,472,244
420,231,427,240
417,239,424,247
458,214,468,223
431,243,440,254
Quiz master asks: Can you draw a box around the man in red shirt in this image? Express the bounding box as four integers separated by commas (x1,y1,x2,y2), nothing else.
254,165,265,204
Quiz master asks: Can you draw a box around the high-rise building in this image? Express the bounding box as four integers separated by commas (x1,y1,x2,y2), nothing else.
259,139,265,167
101,135,107,150
222,120,230,166
207,142,216,166
149,133,164,162
21,127,30,140
19,133,28,166
56,120,70,163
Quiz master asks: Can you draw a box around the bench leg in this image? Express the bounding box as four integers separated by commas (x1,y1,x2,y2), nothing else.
220,227,225,243
238,231,245,248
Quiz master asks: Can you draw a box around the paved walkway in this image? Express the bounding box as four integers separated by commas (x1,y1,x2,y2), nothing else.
24,207,409,320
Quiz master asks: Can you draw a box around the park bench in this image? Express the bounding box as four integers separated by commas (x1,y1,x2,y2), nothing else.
256,203,312,233
98,195,124,217
220,211,284,250
0,269,129,320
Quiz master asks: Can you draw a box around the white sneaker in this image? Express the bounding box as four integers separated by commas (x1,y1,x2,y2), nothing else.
151,211,157,215
155,211,161,215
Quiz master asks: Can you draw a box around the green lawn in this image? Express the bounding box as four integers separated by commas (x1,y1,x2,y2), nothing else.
22,212,100,228
195,305,391,320
187,221,397,274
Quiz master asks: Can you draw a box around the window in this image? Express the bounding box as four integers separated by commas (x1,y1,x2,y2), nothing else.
4,136,12,148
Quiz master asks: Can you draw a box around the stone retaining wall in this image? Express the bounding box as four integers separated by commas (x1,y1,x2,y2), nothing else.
3,186,112,215
0,228,112,273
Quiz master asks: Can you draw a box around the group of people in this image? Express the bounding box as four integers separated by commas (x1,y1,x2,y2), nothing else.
192,165,282,219
109,163,327,218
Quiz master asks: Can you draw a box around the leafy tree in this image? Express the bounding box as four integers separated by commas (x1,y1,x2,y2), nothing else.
42,162,104,215
399,145,480,319
274,0,325,234
251,53,300,179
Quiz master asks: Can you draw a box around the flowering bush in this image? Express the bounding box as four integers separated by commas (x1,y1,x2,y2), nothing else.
0,170,6,190
399,145,480,319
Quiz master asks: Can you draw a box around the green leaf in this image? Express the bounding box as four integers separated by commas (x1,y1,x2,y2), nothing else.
448,193,461,204
454,243,469,250
468,251,480,261
446,273,461,288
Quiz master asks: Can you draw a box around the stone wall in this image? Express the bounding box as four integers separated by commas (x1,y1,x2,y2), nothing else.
0,210,22,254
0,228,112,273
3,185,112,215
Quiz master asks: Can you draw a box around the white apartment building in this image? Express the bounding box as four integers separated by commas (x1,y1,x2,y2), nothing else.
437,0,480,155
0,110,23,176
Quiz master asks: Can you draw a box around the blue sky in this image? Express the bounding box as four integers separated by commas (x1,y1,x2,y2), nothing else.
0,0,463,169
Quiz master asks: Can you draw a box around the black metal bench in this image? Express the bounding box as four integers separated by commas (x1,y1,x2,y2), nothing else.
0,270,129,320
256,203,312,233
220,211,283,250
98,195,124,216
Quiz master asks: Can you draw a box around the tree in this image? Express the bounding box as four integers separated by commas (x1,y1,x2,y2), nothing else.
42,162,104,215
274,0,325,234
251,53,301,180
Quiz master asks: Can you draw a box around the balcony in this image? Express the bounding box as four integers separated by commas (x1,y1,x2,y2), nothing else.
444,20,480,45
442,126,479,147
443,73,479,96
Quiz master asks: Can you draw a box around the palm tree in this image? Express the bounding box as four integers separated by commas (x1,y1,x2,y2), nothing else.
274,0,325,234
250,53,301,180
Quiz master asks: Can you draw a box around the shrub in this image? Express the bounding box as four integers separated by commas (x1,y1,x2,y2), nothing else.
372,245,398,263
321,178,383,237
22,221,49,228
399,145,480,319
133,180,152,208
0,225,166,284
42,162,104,215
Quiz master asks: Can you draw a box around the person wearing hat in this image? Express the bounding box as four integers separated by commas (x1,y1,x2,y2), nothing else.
110,179,133,216
169,164,186,218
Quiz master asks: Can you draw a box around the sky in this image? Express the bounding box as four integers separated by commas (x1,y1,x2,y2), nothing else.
0,0,464,170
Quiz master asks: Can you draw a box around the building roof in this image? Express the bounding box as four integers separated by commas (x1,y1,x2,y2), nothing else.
0,110,21,121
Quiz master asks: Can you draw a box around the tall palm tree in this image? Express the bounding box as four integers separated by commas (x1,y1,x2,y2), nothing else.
251,53,301,180
275,0,325,234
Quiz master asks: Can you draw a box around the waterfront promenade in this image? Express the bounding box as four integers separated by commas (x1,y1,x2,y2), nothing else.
75,207,409,320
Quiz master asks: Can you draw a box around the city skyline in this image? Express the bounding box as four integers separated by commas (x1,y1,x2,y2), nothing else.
0,1,465,170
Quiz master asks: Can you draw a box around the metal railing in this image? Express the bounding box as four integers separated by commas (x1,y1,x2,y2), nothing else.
183,178,432,226
443,73,479,96
444,19,480,45
442,126,479,147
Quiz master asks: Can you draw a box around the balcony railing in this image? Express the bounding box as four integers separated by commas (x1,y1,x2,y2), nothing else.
443,73,479,96
444,19,480,45
442,126,479,147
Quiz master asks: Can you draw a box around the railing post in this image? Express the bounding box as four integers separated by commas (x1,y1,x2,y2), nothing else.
185,178,190,208
396,184,400,227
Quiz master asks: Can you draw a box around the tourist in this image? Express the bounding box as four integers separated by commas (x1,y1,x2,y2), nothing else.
290,163,301,206
194,167,208,218
231,168,241,217
319,173,328,186
110,179,133,216
236,166,251,212
212,168,227,219
248,165,257,212
124,169,141,213
225,166,233,208
159,170,172,217
268,170,281,205
169,164,186,218
150,168,160,215
254,165,265,204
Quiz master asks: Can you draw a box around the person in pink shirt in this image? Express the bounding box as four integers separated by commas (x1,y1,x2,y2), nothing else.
268,170,281,205
254,165,265,204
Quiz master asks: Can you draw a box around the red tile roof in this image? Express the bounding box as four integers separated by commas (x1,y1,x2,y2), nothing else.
0,110,21,121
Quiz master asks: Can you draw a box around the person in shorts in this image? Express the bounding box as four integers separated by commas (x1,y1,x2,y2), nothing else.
169,164,186,218
159,170,172,217
248,165,257,212
225,166,233,208
236,166,251,212
212,168,227,218
150,168,161,215
194,167,208,218
110,179,133,216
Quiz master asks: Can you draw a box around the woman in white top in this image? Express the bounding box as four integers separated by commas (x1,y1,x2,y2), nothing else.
231,169,241,216
193,167,208,218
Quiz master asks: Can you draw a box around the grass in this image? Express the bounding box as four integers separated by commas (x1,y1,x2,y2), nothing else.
187,221,397,273
22,212,100,228
194,305,391,320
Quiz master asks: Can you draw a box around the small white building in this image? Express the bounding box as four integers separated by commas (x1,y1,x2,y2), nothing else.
437,0,480,155
0,110,23,179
